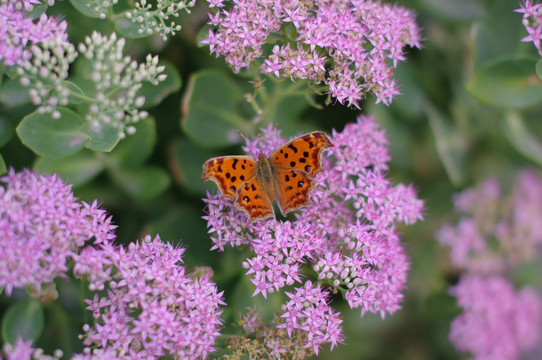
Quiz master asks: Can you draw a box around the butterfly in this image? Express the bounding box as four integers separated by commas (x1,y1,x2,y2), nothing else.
202,131,332,222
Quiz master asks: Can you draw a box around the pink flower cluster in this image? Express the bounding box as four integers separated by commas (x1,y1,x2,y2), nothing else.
450,275,541,360
203,0,421,107
437,171,542,273
437,171,542,360
73,235,225,359
517,0,542,55
0,169,116,296
279,281,343,355
0,0,68,66
203,115,424,352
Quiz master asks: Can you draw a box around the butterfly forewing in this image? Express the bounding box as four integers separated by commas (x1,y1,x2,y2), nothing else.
268,131,332,176
202,156,258,199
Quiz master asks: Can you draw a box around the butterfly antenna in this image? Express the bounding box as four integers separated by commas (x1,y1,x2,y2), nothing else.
237,130,248,143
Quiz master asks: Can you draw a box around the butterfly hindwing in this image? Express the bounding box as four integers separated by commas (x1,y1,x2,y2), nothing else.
268,131,332,176
274,169,314,216
235,177,275,220
202,156,257,199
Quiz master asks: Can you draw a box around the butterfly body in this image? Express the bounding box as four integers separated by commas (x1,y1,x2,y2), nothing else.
202,131,332,221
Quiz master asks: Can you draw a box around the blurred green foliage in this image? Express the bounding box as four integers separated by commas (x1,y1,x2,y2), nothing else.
1,0,542,358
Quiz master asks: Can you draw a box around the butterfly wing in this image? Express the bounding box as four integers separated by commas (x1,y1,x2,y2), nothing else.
268,131,332,175
273,169,314,216
234,177,275,221
202,156,257,199
269,131,332,215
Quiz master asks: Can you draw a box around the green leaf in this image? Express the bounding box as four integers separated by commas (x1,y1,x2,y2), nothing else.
471,1,526,67
69,0,102,18
259,78,311,129
113,167,171,199
1,300,44,344
0,153,6,175
467,57,542,109
81,123,121,152
170,138,216,195
421,0,485,21
109,118,156,168
138,62,182,109
0,77,30,107
182,70,248,148
425,103,466,186
16,108,88,159
65,81,85,105
34,150,104,187
536,59,542,80
28,4,48,18
115,17,148,39
0,116,14,147
503,111,542,166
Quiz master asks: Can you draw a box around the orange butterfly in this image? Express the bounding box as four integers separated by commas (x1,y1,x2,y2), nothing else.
202,131,332,222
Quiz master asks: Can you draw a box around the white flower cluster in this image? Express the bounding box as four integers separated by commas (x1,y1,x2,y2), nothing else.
78,31,167,139
85,0,119,19
125,0,196,41
17,38,77,120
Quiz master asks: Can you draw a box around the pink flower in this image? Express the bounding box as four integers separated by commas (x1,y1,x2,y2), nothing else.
437,171,542,274
449,275,542,360
204,0,421,108
203,115,424,352
0,2,68,66
2,338,34,360
74,235,225,359
0,169,116,296
517,0,542,55
278,281,344,354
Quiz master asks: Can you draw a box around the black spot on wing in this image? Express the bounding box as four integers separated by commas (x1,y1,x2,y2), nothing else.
232,159,238,169
290,161,296,167
288,143,298,153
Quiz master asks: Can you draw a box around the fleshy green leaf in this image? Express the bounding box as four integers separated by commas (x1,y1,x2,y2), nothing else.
34,150,104,187
28,4,48,18
0,153,6,175
81,123,121,152
470,1,525,68
259,78,311,129
170,138,216,195
503,111,542,166
421,0,485,21
536,59,542,80
0,116,14,147
425,103,466,186
113,167,171,199
182,70,248,148
467,57,542,109
0,78,30,107
65,81,86,105
115,17,149,39
16,108,88,159
69,0,102,18
109,118,156,168
138,61,182,109
1,300,44,344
